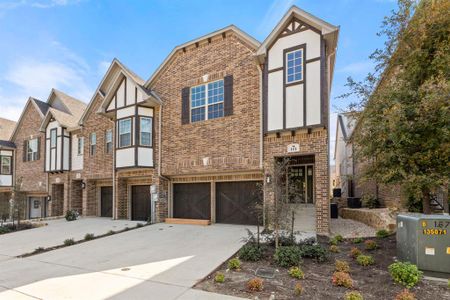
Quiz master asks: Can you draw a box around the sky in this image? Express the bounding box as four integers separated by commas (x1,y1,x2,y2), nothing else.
0,0,397,161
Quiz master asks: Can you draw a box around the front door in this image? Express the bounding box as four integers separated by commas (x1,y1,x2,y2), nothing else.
131,185,151,221
100,186,113,217
29,197,43,219
288,165,314,204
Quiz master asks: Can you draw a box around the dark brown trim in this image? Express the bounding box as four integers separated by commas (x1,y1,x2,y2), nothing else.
268,67,283,74
306,56,321,64
265,124,326,135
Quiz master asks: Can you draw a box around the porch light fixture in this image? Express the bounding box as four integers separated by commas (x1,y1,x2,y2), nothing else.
266,174,272,184
81,181,86,190
46,195,52,202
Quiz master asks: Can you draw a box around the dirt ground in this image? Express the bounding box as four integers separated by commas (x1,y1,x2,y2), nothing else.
195,235,449,299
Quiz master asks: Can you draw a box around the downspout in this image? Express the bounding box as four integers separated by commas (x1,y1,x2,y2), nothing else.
112,120,116,220
258,64,264,170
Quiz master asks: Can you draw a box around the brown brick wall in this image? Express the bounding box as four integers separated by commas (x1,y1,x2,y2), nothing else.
263,128,330,235
70,180,83,214
152,31,261,176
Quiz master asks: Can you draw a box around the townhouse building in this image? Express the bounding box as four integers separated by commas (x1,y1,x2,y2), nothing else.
0,117,16,215
3,6,339,235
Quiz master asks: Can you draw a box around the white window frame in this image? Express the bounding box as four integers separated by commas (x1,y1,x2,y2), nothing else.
77,137,84,156
0,156,11,175
90,133,96,156
190,79,224,123
105,129,113,154
285,49,303,84
139,117,152,147
27,138,38,161
118,118,132,148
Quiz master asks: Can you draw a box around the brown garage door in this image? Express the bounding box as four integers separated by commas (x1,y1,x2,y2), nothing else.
173,183,210,220
100,186,113,217
216,181,262,225
132,185,151,221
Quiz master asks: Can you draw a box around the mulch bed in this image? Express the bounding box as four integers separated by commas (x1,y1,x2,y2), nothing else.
195,235,449,299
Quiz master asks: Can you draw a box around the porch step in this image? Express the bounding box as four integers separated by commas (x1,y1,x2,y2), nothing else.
165,218,211,226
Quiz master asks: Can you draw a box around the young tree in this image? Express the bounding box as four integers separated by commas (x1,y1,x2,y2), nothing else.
340,0,450,213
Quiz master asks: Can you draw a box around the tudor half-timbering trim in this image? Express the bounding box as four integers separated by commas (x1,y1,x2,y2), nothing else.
44,120,71,173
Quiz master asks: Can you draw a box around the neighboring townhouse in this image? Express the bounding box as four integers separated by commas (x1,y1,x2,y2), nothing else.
0,117,16,215
78,59,162,221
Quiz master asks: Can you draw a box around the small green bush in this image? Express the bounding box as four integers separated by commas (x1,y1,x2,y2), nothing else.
274,246,303,267
0,226,11,234
65,210,78,221
136,223,144,228
345,291,364,300
63,238,75,246
107,230,115,235
329,238,338,245
228,258,241,270
395,289,416,300
239,244,264,261
356,255,375,266
329,245,340,253
299,244,329,262
214,272,225,283
332,271,353,288
364,239,378,250
376,229,390,238
334,234,344,243
350,247,362,259
448,278,450,289
247,278,263,292
294,282,303,296
361,194,380,209
33,247,45,254
388,262,422,288
288,266,305,279
84,233,95,241
335,260,350,273
353,237,363,244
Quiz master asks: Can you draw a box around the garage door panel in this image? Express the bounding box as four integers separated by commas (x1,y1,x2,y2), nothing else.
173,183,211,220
216,181,262,225
101,186,113,218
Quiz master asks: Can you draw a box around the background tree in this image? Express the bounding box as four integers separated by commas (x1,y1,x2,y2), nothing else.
339,0,450,213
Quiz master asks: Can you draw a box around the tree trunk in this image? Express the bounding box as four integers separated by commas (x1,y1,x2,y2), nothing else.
422,189,431,214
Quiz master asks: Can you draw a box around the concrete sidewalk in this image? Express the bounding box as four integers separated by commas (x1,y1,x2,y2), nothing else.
0,223,251,299
0,217,141,259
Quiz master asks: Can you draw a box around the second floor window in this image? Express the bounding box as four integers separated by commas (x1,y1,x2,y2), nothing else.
118,118,132,148
0,156,11,175
27,138,38,161
140,117,152,146
90,133,96,156
77,137,84,156
190,79,224,123
286,49,303,83
105,129,113,154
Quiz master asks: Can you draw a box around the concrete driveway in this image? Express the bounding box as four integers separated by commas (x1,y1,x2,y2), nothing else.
0,217,141,260
0,223,250,299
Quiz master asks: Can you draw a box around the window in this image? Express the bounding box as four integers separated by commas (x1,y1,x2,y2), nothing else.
90,133,96,156
105,129,113,154
118,118,132,148
286,49,303,83
140,117,152,146
77,137,84,156
27,138,38,161
0,156,11,174
50,129,57,148
190,79,224,123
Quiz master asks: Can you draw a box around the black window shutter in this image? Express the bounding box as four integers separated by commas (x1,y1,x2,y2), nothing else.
23,140,27,162
224,75,233,116
36,137,41,160
181,87,190,125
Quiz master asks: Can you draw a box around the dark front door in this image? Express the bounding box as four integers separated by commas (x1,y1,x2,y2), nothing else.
173,183,211,219
216,181,263,225
287,165,314,204
101,186,113,217
132,185,151,221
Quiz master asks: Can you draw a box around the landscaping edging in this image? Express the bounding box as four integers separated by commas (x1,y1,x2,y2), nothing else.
341,208,396,231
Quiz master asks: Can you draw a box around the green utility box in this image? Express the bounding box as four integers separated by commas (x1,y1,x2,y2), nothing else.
397,213,450,274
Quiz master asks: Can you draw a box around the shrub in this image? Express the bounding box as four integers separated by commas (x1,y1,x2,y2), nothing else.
335,260,351,273
294,282,303,296
107,230,115,235
345,291,364,300
0,226,11,234
334,234,344,242
361,194,380,209
265,231,296,247
33,247,45,254
331,271,353,288
299,244,329,262
136,223,144,228
65,210,78,221
330,245,340,253
329,238,338,245
448,278,450,289
364,240,378,250
63,238,75,246
239,244,264,261
228,258,241,270
376,229,390,238
353,237,363,244
395,289,416,300
274,246,303,267
388,262,422,288
356,255,375,266
350,247,362,259
288,266,305,279
84,233,95,241
247,278,263,292
214,272,225,283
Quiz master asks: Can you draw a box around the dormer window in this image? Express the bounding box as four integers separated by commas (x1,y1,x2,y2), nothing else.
118,118,132,148
286,49,303,83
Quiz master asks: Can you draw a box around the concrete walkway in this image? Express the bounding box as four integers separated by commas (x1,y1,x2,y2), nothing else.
0,217,142,260
0,223,250,299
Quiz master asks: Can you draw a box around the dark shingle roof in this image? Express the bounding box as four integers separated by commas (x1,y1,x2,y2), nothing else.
0,140,16,148
32,98,50,116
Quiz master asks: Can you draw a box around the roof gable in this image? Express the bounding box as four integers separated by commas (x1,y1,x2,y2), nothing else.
10,97,47,141
0,117,16,140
